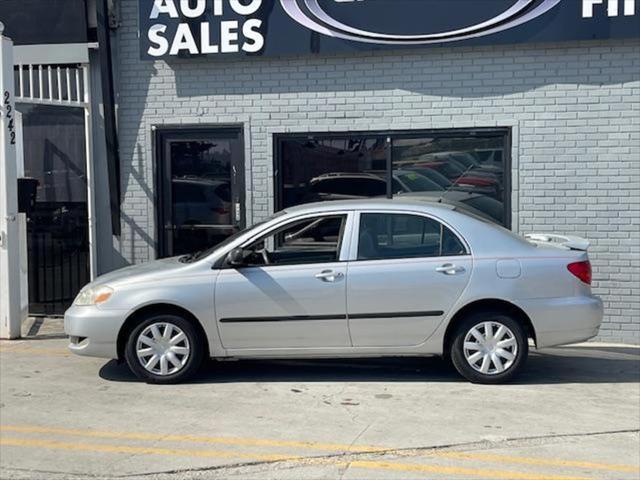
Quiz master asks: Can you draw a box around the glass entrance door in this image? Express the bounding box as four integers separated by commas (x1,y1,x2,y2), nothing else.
157,127,245,257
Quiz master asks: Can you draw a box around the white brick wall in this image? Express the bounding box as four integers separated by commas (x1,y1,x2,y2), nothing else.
114,0,640,343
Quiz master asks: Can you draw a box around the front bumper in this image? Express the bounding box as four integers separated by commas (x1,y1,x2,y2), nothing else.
64,305,128,359
516,295,604,348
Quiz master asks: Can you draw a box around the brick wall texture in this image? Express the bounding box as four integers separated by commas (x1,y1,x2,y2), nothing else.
113,0,640,343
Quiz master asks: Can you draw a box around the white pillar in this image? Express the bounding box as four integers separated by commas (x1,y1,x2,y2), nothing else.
0,24,22,339
15,111,29,324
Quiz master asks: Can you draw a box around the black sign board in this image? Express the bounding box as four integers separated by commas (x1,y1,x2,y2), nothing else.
138,0,640,60
0,0,87,46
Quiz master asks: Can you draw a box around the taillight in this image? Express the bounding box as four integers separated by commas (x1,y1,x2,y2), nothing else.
567,261,592,285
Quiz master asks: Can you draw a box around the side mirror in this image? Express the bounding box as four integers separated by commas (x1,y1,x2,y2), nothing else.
226,248,247,267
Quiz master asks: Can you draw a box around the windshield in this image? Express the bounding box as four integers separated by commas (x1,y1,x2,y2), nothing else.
397,172,444,192
183,212,286,262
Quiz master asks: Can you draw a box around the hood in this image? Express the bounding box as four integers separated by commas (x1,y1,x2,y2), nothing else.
87,256,187,288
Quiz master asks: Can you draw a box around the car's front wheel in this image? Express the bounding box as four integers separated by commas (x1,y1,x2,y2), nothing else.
450,312,528,384
124,314,204,384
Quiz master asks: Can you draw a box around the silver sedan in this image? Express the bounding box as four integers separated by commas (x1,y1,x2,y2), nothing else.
64,199,603,384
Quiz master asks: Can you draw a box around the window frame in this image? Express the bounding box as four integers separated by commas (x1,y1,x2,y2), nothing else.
233,211,355,268
273,127,512,229
347,210,470,262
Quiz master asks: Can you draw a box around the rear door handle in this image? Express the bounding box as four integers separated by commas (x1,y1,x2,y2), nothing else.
315,270,344,282
436,263,466,275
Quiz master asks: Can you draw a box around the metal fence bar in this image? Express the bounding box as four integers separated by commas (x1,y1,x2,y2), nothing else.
28,64,33,99
38,65,43,100
47,66,52,101
65,67,71,103
56,67,62,102
18,63,23,97
75,68,81,103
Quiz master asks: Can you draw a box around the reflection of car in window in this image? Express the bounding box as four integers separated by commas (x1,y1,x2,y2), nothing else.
408,167,452,190
172,178,232,227
392,170,444,193
306,173,388,201
302,171,504,224
410,157,501,198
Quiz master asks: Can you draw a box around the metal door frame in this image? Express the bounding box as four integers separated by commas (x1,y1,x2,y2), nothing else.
154,125,246,258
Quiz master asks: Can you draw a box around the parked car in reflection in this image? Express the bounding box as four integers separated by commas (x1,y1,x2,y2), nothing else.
406,153,502,197
172,177,232,227
302,172,505,223
65,198,603,385
434,151,503,177
473,148,504,170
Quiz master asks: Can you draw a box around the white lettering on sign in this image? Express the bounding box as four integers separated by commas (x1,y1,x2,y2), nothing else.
583,0,636,17
229,0,262,15
150,0,179,18
242,18,264,52
148,24,169,56
180,0,206,18
147,0,265,57
169,23,199,55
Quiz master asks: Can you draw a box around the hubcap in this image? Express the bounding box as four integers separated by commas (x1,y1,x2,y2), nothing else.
463,321,518,375
135,322,190,376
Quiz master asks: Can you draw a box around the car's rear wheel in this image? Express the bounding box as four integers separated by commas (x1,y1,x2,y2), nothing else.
450,312,528,384
124,314,204,384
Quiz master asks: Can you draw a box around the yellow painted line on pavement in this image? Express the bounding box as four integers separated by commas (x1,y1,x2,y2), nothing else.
347,460,590,480
434,451,640,474
0,436,298,462
0,425,384,453
0,436,590,480
2,425,637,475
0,346,70,356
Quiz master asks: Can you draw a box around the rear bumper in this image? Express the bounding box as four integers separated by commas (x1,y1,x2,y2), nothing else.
64,305,127,359
515,295,603,348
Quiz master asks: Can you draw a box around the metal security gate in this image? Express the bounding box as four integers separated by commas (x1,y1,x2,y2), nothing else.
14,62,96,315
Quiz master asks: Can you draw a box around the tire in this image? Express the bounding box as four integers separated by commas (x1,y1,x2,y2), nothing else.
124,313,204,384
450,312,528,384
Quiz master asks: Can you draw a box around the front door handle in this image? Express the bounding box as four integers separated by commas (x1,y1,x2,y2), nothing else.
315,270,344,282
436,263,466,275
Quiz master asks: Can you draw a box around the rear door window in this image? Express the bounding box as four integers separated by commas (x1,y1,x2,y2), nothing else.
357,213,466,260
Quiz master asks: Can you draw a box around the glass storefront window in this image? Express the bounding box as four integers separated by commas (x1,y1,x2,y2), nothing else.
277,129,509,227
392,135,507,225
280,136,387,207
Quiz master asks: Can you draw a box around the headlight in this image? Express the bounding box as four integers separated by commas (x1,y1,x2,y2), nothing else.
74,285,114,306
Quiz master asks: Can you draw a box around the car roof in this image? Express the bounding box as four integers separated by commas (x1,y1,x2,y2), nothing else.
283,197,457,216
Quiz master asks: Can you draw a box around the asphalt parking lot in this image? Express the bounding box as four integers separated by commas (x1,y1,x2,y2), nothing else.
0,321,639,480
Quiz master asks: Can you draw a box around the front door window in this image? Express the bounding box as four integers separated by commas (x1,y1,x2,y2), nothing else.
243,215,346,266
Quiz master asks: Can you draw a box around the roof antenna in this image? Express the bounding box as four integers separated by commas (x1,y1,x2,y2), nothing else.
436,162,475,204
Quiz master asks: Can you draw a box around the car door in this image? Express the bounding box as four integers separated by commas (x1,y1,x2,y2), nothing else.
215,212,353,351
347,211,472,347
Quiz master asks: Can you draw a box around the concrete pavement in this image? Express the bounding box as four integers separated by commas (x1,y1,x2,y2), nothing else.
0,322,638,479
